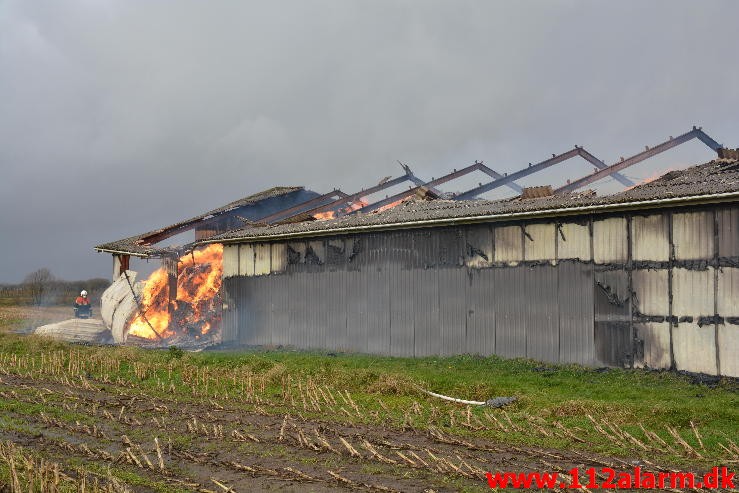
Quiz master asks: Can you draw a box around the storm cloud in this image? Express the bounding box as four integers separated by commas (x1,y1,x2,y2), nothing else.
1,1,737,282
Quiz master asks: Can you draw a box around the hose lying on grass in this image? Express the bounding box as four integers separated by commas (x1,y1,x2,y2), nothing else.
418,388,516,408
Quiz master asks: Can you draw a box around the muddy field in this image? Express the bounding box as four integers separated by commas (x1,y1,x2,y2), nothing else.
0,306,736,491
0,371,670,493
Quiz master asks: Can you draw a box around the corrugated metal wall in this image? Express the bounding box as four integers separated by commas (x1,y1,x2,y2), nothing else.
222,204,739,376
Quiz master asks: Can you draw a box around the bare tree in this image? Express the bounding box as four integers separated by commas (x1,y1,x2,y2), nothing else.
23,268,55,306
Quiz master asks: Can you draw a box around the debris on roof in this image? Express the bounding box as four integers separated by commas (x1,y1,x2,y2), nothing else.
202,159,739,243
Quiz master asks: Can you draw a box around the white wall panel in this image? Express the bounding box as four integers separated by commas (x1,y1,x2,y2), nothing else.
271,243,287,273
673,323,717,375
593,217,627,264
717,207,739,257
717,267,739,317
634,322,671,370
254,243,271,275
524,223,556,261
239,244,255,276
673,211,714,260
632,269,668,316
557,222,590,260
718,326,739,377
222,245,239,278
672,268,714,318
494,226,522,263
631,214,669,261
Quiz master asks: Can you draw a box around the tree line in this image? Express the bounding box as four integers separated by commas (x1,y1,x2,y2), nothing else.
0,268,110,306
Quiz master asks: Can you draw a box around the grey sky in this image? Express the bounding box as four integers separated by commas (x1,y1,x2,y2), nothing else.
1,1,737,283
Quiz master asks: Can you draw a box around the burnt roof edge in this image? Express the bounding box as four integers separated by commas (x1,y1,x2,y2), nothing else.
197,191,739,244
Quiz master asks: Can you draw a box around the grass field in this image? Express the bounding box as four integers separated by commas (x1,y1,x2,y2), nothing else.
0,305,736,492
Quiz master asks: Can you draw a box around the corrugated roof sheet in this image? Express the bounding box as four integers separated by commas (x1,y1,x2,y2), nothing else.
95,186,303,256
203,159,739,243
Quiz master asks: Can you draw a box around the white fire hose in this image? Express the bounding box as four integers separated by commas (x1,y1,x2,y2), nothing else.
417,387,516,408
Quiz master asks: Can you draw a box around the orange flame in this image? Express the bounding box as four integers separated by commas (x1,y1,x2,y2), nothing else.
128,243,223,341
625,168,675,190
372,196,410,213
313,198,369,220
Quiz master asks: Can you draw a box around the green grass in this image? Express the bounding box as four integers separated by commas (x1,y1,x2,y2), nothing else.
0,308,736,470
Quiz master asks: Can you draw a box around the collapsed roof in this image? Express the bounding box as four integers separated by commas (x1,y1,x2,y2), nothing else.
94,128,734,257
201,159,739,243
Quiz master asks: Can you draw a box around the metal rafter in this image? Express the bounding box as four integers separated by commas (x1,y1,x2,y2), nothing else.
453,148,583,200
256,190,349,224
355,161,524,213
555,128,722,194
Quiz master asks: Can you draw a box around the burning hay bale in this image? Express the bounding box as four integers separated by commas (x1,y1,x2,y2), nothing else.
102,244,224,348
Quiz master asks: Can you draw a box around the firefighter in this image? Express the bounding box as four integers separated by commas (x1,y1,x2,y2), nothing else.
74,290,92,318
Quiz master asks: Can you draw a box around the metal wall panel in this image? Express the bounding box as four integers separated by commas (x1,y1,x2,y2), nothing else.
465,268,496,356
388,233,414,357
237,279,252,343
413,269,440,356
494,225,523,263
717,267,739,318
673,323,717,374
494,267,527,358
288,273,307,348
525,265,559,362
254,243,271,275
673,211,714,260
631,214,670,261
594,321,630,367
271,243,287,273
717,207,739,257
325,270,347,351
222,245,239,277
524,223,556,261
558,261,595,365
345,236,367,353
593,217,628,264
717,326,739,377
594,269,630,321
632,269,669,316
438,268,466,356
221,276,238,342
557,222,591,260
465,225,493,268
413,231,440,356
366,234,390,355
633,322,671,369
672,268,715,318
239,244,255,276
270,274,290,346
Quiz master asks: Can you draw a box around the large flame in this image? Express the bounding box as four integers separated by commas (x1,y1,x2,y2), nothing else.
128,243,223,341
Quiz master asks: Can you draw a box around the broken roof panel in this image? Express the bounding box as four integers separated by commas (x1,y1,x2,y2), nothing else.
95,186,307,256
202,159,739,243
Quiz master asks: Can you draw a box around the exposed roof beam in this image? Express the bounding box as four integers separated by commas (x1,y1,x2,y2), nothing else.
356,161,524,213
577,149,634,187
453,148,582,200
256,190,348,224
555,128,721,194
272,167,433,222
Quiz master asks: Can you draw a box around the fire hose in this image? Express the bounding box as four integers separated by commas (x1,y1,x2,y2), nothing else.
417,387,516,408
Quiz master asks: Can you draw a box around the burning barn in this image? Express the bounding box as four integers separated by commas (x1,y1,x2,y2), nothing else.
95,128,739,377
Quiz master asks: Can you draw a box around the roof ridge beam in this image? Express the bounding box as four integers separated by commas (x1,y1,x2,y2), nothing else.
555,127,722,194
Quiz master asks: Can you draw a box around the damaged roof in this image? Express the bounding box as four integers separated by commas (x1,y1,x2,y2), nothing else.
95,186,303,256
202,159,739,243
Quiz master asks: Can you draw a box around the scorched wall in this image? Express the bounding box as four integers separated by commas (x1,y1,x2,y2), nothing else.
221,204,739,377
